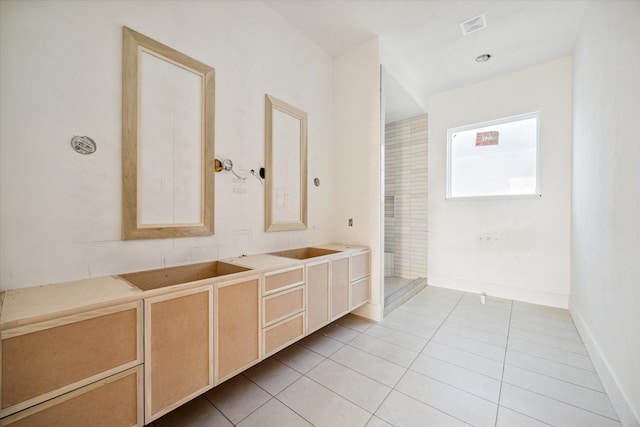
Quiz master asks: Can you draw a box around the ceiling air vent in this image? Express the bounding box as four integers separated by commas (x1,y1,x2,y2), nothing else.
460,14,487,36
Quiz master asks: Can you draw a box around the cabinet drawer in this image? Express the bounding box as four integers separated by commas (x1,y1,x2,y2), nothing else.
350,251,370,282
263,313,304,357
263,286,304,327
350,277,370,309
1,302,142,417
1,366,143,427
264,267,304,295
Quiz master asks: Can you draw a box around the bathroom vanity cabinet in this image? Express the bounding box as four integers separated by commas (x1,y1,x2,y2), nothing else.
0,245,371,426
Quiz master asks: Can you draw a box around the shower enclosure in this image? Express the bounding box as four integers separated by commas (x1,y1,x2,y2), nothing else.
383,114,428,314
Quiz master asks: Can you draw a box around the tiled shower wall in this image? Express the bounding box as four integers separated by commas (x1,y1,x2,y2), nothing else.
384,115,428,279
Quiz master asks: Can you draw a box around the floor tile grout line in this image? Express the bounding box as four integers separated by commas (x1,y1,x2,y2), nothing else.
376,318,439,340
245,362,367,427
497,404,554,426
272,352,325,376
509,324,585,344
514,315,578,332
502,361,606,393
299,365,380,419
271,376,329,427
442,317,509,336
427,339,506,363
411,290,466,356
231,393,276,426
495,299,513,427
507,337,591,357
504,381,620,421
372,318,438,338
416,352,504,382
344,338,420,370
327,349,405,389
506,348,598,373
394,289,466,389
297,334,346,358
433,329,509,351
391,301,458,315
391,308,456,320
511,336,591,359
442,321,507,346
502,382,621,422
511,306,574,317
377,290,466,420
361,328,428,352
438,324,508,345
202,392,237,426
510,314,581,332
406,365,501,405
448,306,513,318
386,313,449,329
389,388,476,427
325,317,422,388
446,315,511,327
512,317,579,331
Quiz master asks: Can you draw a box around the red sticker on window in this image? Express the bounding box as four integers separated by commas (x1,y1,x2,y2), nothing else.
476,131,499,146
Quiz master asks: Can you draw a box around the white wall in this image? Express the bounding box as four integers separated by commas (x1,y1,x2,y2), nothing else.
571,2,640,425
428,57,573,307
330,38,383,321
0,0,334,290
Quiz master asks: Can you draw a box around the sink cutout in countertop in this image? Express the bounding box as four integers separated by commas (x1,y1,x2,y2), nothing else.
119,261,251,291
269,247,341,260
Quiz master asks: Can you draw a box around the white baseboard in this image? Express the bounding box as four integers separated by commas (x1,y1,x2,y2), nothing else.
428,276,569,308
570,300,640,427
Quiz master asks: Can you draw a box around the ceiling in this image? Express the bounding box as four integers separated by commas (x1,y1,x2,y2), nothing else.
265,0,588,121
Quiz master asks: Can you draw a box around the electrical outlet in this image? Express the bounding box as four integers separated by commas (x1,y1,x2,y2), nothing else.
348,218,353,227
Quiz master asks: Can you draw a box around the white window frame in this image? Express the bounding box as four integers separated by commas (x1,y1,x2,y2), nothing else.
446,112,541,200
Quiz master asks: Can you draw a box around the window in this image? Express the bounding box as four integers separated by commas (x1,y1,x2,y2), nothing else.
446,112,540,199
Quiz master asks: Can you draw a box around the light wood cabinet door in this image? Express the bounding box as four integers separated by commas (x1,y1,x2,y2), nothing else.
145,286,213,422
1,367,143,427
330,256,350,320
306,260,330,334
0,302,142,418
214,276,261,384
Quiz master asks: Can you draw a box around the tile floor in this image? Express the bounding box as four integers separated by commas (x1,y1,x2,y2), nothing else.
148,286,621,427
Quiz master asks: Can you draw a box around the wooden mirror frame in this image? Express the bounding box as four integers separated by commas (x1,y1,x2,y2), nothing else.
264,95,308,232
122,27,215,240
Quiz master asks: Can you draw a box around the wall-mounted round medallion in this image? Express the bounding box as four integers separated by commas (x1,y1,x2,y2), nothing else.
70,136,97,155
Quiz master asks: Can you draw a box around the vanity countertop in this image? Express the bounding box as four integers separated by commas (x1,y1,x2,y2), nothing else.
0,244,370,330
0,276,142,330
